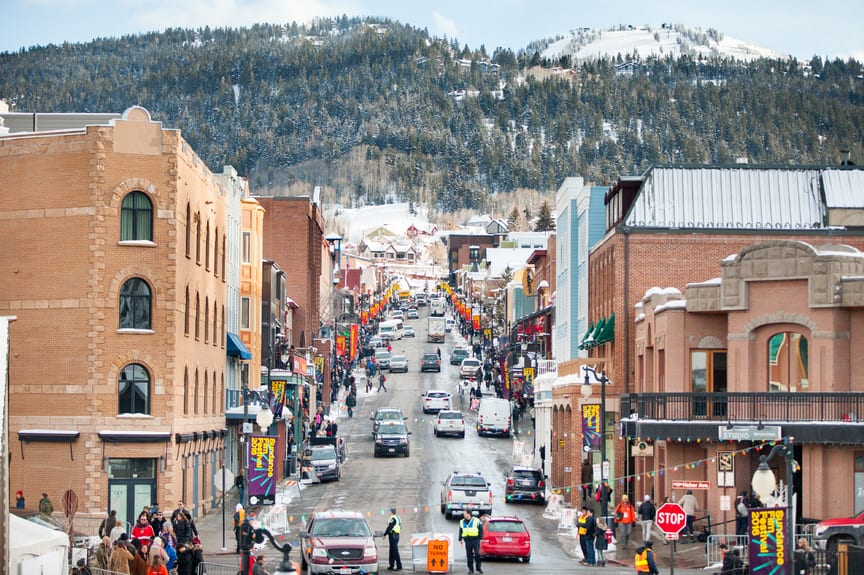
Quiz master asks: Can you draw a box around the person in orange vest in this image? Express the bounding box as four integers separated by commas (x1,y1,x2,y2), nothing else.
635,540,659,574
614,494,637,548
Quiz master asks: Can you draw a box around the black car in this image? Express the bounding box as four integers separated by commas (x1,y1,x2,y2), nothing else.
504,466,546,504
373,422,411,457
421,352,441,372
301,445,341,482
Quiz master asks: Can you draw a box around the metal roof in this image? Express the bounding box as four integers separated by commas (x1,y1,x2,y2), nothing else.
623,166,864,230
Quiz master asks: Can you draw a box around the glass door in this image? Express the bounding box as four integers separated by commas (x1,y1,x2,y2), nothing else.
108,458,156,529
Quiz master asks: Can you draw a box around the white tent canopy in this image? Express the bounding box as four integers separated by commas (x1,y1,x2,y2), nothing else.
8,513,69,575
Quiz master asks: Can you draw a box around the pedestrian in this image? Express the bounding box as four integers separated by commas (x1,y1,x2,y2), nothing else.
235,471,246,505
72,557,93,575
110,520,127,543
678,489,699,542
458,510,483,574
175,542,193,575
147,554,169,575
577,506,590,563
132,512,156,547
38,492,54,515
131,540,149,575
109,539,134,574
252,554,271,575
436,347,441,359
579,507,597,565
95,536,113,570
172,510,193,545
614,494,637,548
794,537,816,575
346,391,356,418
721,548,746,575
15,490,25,509
382,506,403,571
634,540,660,574
735,490,749,536
377,373,388,392
149,509,166,538
637,495,656,544
595,518,609,567
232,503,245,554
99,509,118,539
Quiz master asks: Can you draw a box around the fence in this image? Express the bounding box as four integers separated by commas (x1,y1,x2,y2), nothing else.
198,561,240,575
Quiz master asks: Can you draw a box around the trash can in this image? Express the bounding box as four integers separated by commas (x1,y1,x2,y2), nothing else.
284,455,296,477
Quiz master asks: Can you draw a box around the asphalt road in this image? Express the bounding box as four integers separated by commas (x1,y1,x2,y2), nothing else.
195,306,713,574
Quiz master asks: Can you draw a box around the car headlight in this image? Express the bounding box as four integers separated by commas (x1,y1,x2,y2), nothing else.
311,547,328,558
364,545,377,558
399,439,408,445
375,438,384,444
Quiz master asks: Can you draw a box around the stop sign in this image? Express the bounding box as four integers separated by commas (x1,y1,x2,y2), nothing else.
655,502,687,535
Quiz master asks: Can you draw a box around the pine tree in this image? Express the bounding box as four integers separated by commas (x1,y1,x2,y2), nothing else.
507,207,521,230
534,200,555,231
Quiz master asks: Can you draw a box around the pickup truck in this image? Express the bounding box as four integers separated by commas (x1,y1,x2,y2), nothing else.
440,471,494,518
812,510,864,559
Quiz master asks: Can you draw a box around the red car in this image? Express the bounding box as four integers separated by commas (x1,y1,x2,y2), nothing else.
479,516,531,563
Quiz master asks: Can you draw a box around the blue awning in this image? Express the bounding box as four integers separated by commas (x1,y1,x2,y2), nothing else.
226,332,252,360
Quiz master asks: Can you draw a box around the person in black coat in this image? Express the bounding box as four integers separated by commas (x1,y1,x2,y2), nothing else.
175,542,194,575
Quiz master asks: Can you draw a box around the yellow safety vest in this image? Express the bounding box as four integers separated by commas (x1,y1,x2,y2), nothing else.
460,517,480,538
390,514,401,534
635,549,650,573
578,515,587,536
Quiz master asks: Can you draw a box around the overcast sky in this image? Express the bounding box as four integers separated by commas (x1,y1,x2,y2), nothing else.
3,0,862,61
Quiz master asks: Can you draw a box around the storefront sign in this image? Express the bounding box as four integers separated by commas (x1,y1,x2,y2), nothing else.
582,404,601,449
718,425,781,441
672,480,711,490
248,435,277,505
748,508,788,575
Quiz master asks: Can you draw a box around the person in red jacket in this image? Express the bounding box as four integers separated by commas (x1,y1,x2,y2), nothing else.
131,512,155,547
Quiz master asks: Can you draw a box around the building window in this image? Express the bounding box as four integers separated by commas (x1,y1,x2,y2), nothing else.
691,350,728,417
205,222,211,270
203,370,209,415
214,226,219,278
241,297,251,330
118,363,150,415
195,293,200,340
204,297,210,343
768,332,809,392
242,231,251,264
222,235,227,283
120,192,153,241
185,204,191,258
221,305,225,348
184,286,190,336
213,300,218,347
195,212,201,264
119,278,151,329
183,368,189,415
194,369,199,415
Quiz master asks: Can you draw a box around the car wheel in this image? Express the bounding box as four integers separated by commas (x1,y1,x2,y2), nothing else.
434,430,439,437
522,555,531,563
459,432,465,438
373,450,379,458
440,504,446,515
301,557,308,572
404,447,410,457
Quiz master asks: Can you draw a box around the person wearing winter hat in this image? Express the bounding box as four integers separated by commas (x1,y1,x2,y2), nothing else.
15,490,25,509
232,503,246,554
637,495,656,544
635,540,659,574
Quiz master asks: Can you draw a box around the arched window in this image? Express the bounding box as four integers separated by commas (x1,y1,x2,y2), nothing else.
213,300,218,347
119,277,151,329
768,331,809,392
185,203,191,258
183,368,189,415
194,369,200,415
195,293,200,340
214,226,219,278
120,192,153,241
195,212,201,264
204,296,210,343
203,370,209,415
222,235,227,283
184,286,190,336
118,363,150,415
205,222,211,270
214,372,220,413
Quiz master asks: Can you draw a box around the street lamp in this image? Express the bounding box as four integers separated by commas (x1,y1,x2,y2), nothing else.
582,366,609,522
751,438,796,572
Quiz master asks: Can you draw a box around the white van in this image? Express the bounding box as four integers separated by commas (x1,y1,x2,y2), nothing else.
476,397,512,437
378,318,404,341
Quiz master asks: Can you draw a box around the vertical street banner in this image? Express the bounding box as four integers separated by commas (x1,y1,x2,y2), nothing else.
361,310,368,325
350,323,359,360
248,435,277,505
748,508,788,575
270,378,286,419
582,404,601,449
335,334,346,357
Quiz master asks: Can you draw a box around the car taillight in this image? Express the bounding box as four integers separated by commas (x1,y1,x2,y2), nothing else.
507,478,514,486
538,479,545,488
447,490,453,502
488,490,494,503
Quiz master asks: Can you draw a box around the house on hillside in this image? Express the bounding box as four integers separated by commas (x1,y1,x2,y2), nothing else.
406,222,439,238
385,242,417,262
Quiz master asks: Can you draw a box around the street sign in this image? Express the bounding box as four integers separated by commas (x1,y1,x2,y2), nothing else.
655,502,687,536
427,537,449,573
213,467,235,492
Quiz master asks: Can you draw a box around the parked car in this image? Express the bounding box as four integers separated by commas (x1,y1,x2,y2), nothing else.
459,357,482,379
389,354,409,373
504,467,546,504
403,325,416,338
421,390,452,414
450,348,470,365
368,336,386,348
479,516,531,562
373,421,411,457
440,471,493,518
370,408,406,435
434,410,466,438
374,349,392,370
298,511,382,574
421,352,442,372
300,445,341,482
406,308,419,319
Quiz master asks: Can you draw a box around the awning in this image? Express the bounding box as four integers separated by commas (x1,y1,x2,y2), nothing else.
227,332,252,360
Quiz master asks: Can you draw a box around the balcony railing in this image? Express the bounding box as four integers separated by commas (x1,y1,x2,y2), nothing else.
621,392,864,423
225,388,268,410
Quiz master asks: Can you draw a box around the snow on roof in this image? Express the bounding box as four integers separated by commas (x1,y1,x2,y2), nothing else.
655,300,688,313
643,286,682,299
330,202,436,244
484,247,538,277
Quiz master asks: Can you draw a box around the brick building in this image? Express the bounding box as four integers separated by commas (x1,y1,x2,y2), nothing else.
0,107,232,528
551,165,864,510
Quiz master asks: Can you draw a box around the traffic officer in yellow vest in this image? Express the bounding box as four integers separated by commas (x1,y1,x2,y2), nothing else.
383,507,403,571
635,540,660,574
458,510,483,574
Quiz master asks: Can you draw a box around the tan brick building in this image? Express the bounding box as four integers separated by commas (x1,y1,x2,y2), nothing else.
0,107,231,528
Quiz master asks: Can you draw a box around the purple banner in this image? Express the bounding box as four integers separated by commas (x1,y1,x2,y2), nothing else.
582,404,601,449
748,507,789,575
247,435,276,506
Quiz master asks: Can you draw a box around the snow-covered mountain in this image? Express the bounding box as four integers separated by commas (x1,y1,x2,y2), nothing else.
541,24,788,63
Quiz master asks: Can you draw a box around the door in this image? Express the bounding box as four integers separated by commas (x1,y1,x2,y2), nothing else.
108,458,157,529
691,351,728,418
